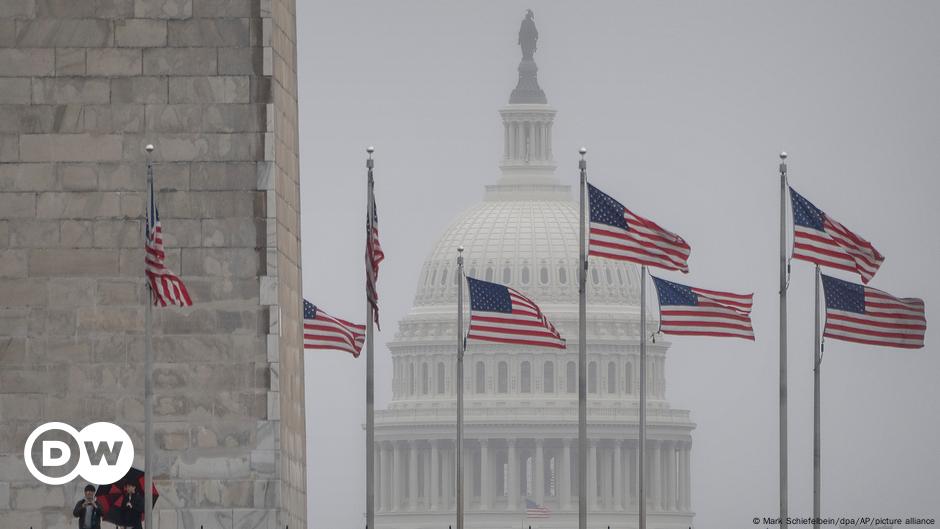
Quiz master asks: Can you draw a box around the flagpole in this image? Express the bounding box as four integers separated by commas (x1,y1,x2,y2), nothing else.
639,264,647,529
456,246,465,529
365,146,375,529
813,264,822,529
577,147,588,529
144,144,155,529
778,151,789,529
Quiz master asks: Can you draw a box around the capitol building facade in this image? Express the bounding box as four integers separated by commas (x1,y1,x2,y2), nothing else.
374,16,695,529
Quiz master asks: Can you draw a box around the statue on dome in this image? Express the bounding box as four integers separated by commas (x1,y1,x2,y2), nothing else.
518,9,538,61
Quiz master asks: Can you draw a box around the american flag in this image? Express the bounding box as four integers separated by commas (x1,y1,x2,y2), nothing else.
651,276,755,340
588,183,691,272
145,175,192,307
303,299,365,357
466,277,565,349
790,187,884,284
525,499,551,519
821,274,926,349
366,183,384,329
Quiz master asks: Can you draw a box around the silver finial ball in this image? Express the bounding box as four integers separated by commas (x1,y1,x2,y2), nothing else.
367,146,374,154
579,147,587,155
457,246,464,253
145,144,154,153
779,152,788,160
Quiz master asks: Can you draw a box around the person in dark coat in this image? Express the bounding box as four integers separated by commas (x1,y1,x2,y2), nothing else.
116,481,144,529
72,484,103,529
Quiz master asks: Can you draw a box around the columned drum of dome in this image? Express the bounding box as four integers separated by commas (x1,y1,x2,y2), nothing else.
375,12,695,529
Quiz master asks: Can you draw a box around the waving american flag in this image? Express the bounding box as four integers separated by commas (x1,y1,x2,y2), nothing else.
652,276,754,340
466,277,565,349
366,182,384,328
303,300,365,357
821,274,925,349
588,183,691,272
145,175,191,307
790,187,884,284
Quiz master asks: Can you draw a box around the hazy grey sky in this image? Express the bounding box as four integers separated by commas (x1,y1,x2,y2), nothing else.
298,2,940,528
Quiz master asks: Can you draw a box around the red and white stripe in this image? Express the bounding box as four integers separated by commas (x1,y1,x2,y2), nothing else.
304,309,366,358
825,288,926,349
793,216,883,284
589,207,691,272
467,289,566,349
660,287,754,340
145,223,192,307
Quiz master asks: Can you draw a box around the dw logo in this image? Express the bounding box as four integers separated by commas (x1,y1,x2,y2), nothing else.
23,422,134,485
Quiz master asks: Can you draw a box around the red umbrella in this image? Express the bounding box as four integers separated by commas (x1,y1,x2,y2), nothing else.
94,467,159,526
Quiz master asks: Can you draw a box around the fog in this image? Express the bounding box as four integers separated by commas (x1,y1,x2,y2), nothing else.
297,2,940,527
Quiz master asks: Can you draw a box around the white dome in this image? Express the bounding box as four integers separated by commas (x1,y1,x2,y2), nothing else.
413,187,642,308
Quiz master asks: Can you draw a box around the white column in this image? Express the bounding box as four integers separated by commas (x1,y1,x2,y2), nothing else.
628,441,637,507
684,442,692,511
503,122,510,160
392,442,402,511
588,439,598,509
409,441,418,511
465,443,473,509
650,441,661,511
374,444,382,513
480,439,490,510
535,439,545,505
423,444,431,508
430,440,439,511
671,441,680,511
561,438,572,510
546,122,553,159
442,445,452,510
507,439,518,511
614,440,623,510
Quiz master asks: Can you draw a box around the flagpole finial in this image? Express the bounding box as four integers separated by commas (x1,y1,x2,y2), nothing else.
457,246,464,254
367,146,374,156
779,152,787,160
579,147,587,157
145,144,154,153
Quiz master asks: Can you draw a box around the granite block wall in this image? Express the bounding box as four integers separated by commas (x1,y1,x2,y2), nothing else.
0,0,306,528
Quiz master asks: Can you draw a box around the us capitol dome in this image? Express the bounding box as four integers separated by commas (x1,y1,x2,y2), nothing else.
374,12,695,529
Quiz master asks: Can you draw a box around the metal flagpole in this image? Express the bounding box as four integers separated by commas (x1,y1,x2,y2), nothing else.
813,264,822,529
366,147,375,529
456,246,465,529
639,265,647,529
778,152,789,529
577,148,588,529
144,144,155,529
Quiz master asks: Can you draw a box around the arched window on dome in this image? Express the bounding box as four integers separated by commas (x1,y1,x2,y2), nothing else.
606,269,613,285
617,268,625,286
566,361,576,393
409,363,416,396
591,267,600,286
520,263,530,285
625,362,633,394
468,265,477,279
437,362,446,394
422,363,429,395
558,264,567,285
607,361,617,394
588,361,597,394
475,361,485,394
539,262,549,285
454,267,459,285
543,361,554,393
485,264,494,282
440,267,448,286
502,264,512,284
520,361,531,393
429,268,437,287
498,361,508,394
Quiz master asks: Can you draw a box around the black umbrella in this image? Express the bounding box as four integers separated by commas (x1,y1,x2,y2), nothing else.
94,467,159,526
